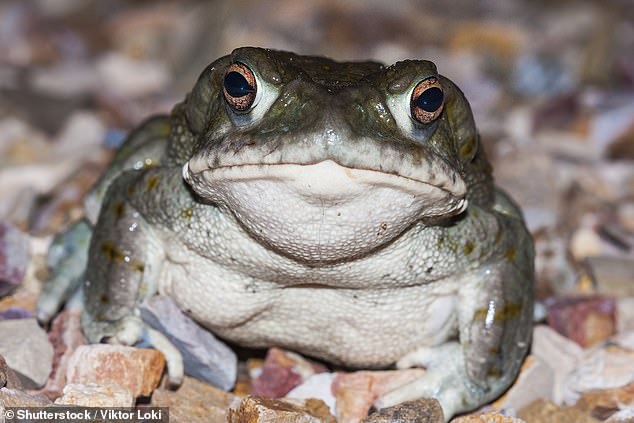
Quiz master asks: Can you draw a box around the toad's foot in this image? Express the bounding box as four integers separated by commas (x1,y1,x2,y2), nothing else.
374,343,478,421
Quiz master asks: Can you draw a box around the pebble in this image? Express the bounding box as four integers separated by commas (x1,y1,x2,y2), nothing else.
96,52,170,98
66,344,165,398
332,369,426,423
491,355,554,412
54,383,134,407
0,222,30,297
517,399,598,423
0,387,51,407
287,372,337,415
451,412,526,423
250,347,327,398
362,398,444,423
0,318,54,388
0,307,32,320
574,382,634,420
545,296,616,347
616,298,634,334
227,396,336,423
565,345,634,405
585,256,634,297
39,310,86,399
531,325,583,404
152,375,240,423
0,354,22,389
139,295,237,391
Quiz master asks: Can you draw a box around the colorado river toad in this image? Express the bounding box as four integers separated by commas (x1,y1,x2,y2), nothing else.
38,47,534,419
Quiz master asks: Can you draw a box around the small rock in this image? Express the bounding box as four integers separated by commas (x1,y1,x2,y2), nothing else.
332,369,426,423
0,355,22,389
54,383,134,407
531,325,583,404
518,399,599,423
140,295,237,390
0,387,51,407
96,52,170,98
570,227,603,261
363,398,444,422
39,310,86,399
251,347,327,398
546,296,616,347
287,373,337,415
0,307,31,320
618,202,634,233
586,256,634,297
617,298,634,334
152,375,240,423
66,344,165,398
575,382,634,420
605,407,634,423
451,412,526,422
0,222,30,297
565,345,634,405
0,318,54,388
227,396,336,423
491,355,554,412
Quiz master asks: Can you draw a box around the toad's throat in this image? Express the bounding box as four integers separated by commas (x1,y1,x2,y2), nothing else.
184,160,467,264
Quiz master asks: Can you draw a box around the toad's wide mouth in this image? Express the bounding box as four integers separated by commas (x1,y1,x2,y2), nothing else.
183,159,467,264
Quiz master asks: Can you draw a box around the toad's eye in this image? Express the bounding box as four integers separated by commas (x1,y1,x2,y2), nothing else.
410,77,444,124
223,63,257,112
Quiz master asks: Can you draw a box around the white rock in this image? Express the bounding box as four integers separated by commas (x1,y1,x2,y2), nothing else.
286,372,337,416
96,52,170,98
531,325,583,404
54,383,134,407
0,318,54,388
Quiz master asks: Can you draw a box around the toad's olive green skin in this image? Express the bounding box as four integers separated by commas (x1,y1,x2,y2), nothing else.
38,47,534,420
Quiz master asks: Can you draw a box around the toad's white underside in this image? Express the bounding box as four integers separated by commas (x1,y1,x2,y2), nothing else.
184,159,467,262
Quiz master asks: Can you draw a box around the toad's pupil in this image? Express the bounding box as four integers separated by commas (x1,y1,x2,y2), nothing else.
224,72,255,97
415,87,443,112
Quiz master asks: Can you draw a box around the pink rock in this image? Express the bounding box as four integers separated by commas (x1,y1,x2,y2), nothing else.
546,296,616,347
250,347,328,398
0,223,30,297
39,310,86,399
332,369,426,423
66,344,165,398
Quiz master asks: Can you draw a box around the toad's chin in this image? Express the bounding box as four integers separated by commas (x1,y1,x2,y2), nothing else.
184,159,467,264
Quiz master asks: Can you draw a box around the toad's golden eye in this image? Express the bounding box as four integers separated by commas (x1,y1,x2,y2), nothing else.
223,63,257,112
410,77,444,124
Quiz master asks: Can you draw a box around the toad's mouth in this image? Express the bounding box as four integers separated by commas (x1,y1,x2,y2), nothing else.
183,159,467,264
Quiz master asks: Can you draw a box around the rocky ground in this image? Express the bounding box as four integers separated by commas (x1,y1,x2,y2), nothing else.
1,0,634,422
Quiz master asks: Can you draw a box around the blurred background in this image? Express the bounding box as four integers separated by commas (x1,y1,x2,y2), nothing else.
1,0,634,351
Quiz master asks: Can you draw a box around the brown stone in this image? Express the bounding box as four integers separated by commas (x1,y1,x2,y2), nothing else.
66,344,165,398
451,412,526,422
152,375,240,423
362,398,444,422
546,296,616,347
0,387,51,406
39,310,86,399
333,369,425,423
575,382,634,420
0,354,23,389
227,396,336,423
517,399,600,423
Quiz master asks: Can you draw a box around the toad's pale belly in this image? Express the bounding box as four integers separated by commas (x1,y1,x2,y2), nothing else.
159,252,460,367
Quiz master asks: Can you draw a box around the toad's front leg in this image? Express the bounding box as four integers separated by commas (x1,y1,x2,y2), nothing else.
81,168,183,384
376,247,534,420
